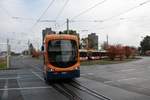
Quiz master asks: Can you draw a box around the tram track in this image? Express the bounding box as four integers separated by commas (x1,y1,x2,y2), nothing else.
49,80,111,100
23,58,112,100
69,80,111,100
51,83,82,100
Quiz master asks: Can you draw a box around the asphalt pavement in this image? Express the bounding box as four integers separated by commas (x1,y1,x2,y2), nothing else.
0,56,150,100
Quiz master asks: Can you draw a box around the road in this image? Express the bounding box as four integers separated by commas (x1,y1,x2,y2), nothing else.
0,56,150,100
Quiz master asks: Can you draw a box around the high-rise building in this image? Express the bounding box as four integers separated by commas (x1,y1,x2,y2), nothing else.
81,37,88,49
42,28,55,42
88,33,98,50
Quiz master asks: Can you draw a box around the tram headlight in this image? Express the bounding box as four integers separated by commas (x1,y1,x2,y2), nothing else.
50,68,54,71
47,68,54,72
75,67,78,70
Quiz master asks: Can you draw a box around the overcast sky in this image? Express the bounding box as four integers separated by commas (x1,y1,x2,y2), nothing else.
0,0,150,52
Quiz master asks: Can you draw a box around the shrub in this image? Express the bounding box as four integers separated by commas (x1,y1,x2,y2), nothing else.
130,47,137,58
124,46,132,58
115,45,125,60
107,45,116,60
107,45,125,60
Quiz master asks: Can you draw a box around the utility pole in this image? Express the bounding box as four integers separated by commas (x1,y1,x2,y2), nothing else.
7,39,10,69
28,40,30,55
67,18,69,34
106,34,109,46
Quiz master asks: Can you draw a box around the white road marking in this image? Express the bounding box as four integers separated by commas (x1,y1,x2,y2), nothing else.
0,77,20,80
80,73,94,76
103,81,113,84
87,73,94,75
80,74,85,76
1,79,8,99
30,65,43,72
31,70,44,81
0,86,52,91
17,74,22,88
117,78,137,82
120,69,136,72
104,78,137,83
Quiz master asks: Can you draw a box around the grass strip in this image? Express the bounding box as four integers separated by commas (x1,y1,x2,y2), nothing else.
0,61,7,69
80,58,141,66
